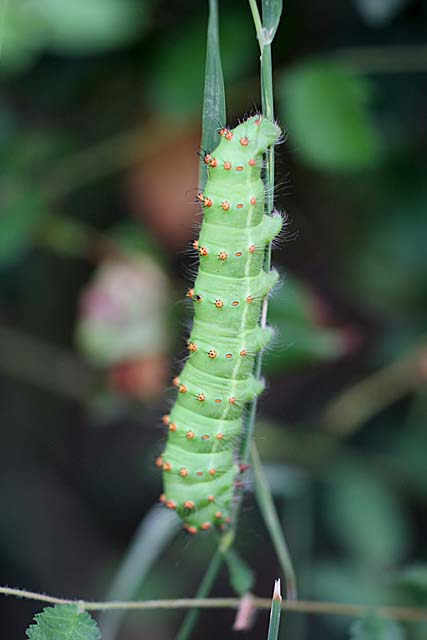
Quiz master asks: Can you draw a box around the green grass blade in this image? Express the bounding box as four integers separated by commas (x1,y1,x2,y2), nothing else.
267,580,283,640
262,0,283,44
200,0,226,190
99,507,180,640
251,443,297,600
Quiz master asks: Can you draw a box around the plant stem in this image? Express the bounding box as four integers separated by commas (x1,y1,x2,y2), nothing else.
1,587,427,622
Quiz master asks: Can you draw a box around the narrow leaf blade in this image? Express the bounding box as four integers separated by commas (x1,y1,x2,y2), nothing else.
200,0,226,189
267,579,283,640
225,549,255,596
262,0,283,43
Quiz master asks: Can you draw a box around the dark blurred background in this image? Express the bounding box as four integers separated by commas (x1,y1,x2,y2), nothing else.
1,0,426,638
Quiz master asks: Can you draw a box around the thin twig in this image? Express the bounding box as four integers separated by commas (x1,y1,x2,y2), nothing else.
1,587,426,622
319,343,427,436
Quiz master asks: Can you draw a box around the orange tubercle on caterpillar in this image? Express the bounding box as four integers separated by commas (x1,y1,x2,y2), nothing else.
197,193,213,208
250,197,257,205
166,500,176,510
232,300,240,306
163,461,172,471
192,239,199,250
219,128,233,140
201,434,210,440
208,495,215,503
186,430,195,440
218,251,228,261
229,396,236,405
155,456,163,468
214,299,224,308
159,493,166,503
162,414,170,425
208,349,217,359
249,244,256,253
236,203,244,209
240,349,247,357
216,432,224,440
178,383,187,394
199,246,208,257
186,288,194,299
240,136,249,146
246,295,253,303
209,468,217,476
197,392,206,402
187,341,197,352
235,251,243,257
236,165,244,172
221,201,230,211
184,500,196,510
194,294,203,303
215,511,222,519
201,522,211,530
248,158,256,167
225,353,233,359
172,376,180,387
214,398,222,404
186,526,198,535
204,153,217,168
223,161,232,170
179,467,189,477
169,422,177,432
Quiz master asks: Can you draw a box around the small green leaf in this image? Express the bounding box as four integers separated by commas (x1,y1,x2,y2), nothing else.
350,615,405,640
262,0,283,43
225,549,255,596
26,604,101,640
281,62,382,170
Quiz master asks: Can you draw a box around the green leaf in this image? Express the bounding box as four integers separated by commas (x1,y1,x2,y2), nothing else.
281,62,382,170
264,276,348,373
26,604,101,640
225,549,255,596
0,0,145,74
200,0,226,190
38,0,145,53
398,564,427,595
262,0,283,43
0,183,47,265
350,615,405,640
325,465,410,566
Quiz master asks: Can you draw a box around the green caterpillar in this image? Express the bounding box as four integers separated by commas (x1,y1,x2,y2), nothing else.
157,115,282,533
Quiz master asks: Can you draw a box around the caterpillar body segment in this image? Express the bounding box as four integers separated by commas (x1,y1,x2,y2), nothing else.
160,116,282,532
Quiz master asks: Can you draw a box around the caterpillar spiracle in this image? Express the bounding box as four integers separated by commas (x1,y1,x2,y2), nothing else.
158,115,282,534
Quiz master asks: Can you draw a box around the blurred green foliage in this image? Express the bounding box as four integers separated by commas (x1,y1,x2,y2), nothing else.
281,62,382,170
